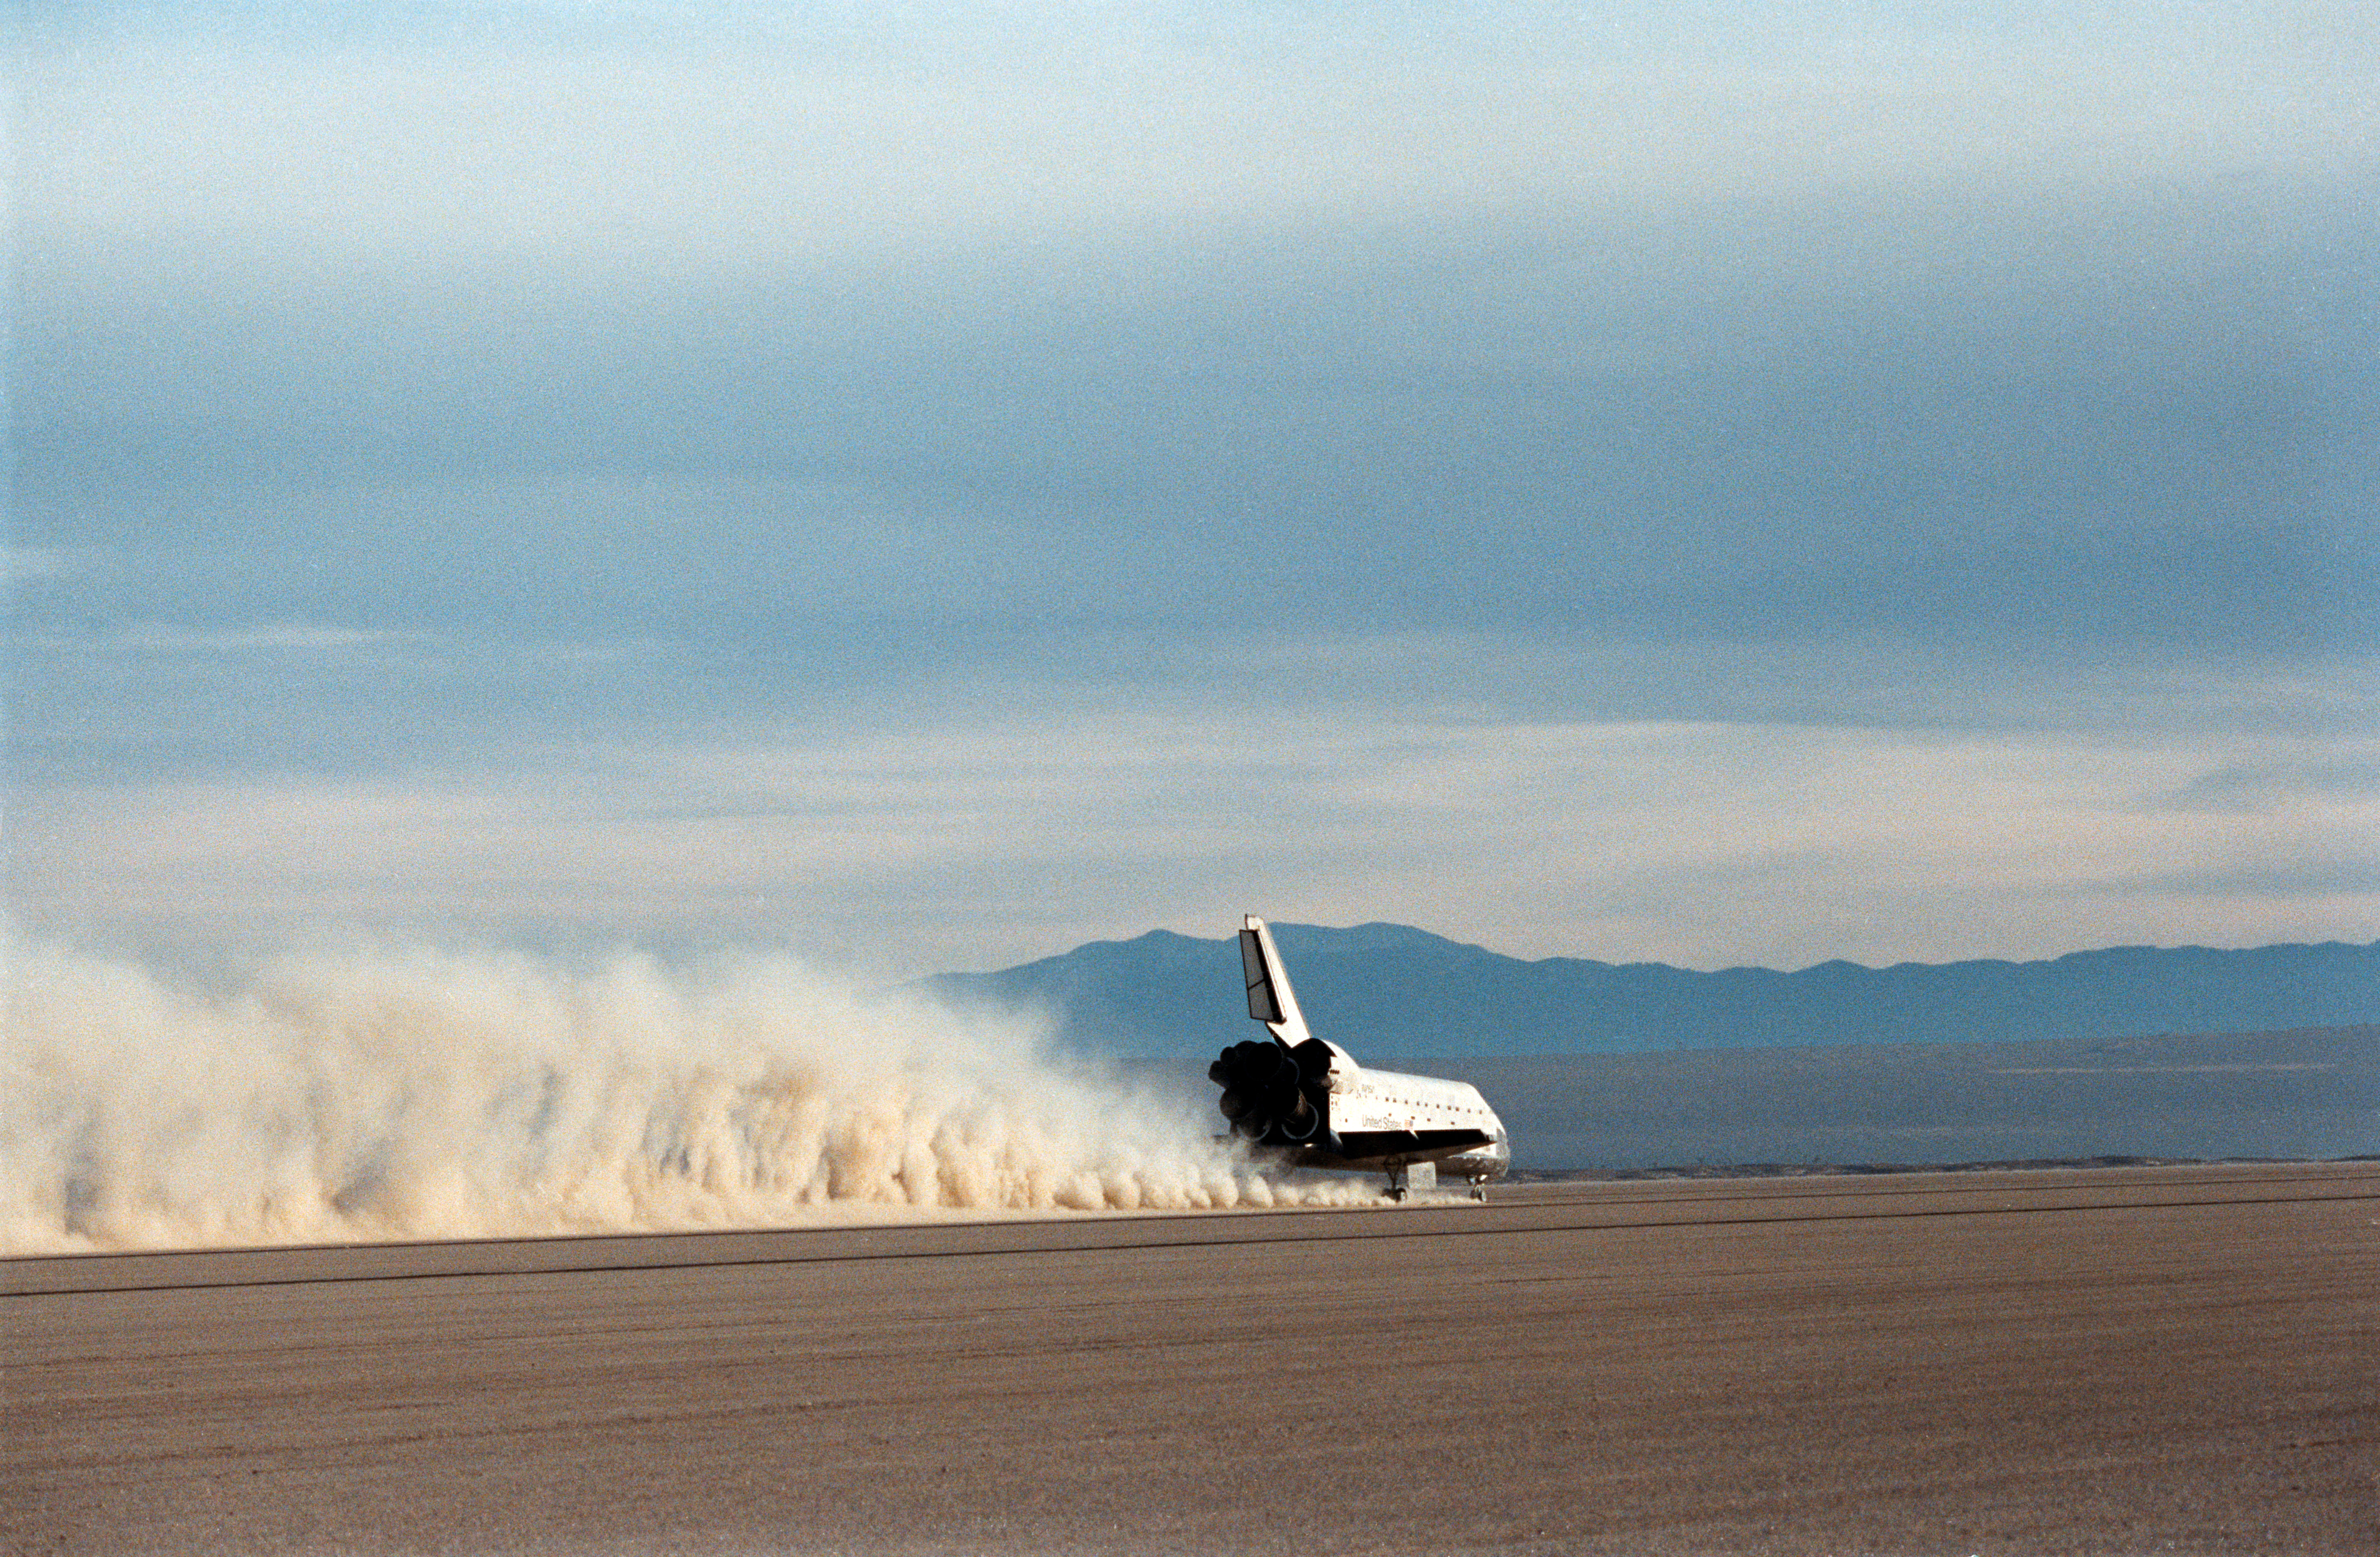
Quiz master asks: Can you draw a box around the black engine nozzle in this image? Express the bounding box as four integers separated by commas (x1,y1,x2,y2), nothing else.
1211,1037,1332,1144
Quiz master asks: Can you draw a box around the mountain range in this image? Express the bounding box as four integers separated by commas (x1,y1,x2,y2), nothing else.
920,924,2380,1060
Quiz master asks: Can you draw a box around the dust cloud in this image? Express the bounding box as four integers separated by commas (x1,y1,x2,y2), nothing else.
1,935,1366,1255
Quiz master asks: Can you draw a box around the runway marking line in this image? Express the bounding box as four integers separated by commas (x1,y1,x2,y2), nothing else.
1501,1165,2375,1209
13,1162,2368,1269
5,1179,2370,1300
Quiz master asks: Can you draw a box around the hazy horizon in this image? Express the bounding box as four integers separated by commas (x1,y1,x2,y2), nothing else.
952,917,2380,976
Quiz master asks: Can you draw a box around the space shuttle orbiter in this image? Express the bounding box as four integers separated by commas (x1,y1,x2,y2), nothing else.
1210,916,1511,1200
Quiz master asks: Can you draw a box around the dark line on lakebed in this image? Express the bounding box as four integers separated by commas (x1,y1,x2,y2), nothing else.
9,1172,2371,1300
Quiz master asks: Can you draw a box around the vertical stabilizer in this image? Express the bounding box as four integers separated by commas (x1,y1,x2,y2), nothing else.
1238,915,1313,1049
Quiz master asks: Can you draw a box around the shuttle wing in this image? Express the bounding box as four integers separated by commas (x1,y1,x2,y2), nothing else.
1332,1127,1495,1158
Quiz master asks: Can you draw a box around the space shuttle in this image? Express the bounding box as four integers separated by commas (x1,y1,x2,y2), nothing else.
1210,916,1511,1200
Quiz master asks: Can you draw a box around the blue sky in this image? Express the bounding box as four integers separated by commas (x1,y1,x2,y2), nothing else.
9,2,2377,976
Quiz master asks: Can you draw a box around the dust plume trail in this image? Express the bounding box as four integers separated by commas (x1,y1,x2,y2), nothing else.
1,936,1370,1255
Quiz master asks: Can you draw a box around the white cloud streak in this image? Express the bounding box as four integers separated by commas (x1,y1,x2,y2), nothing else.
100,623,422,654
1,547,95,584
13,702,2376,977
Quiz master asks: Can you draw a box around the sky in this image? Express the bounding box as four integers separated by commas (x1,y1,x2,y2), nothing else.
7,1,2377,979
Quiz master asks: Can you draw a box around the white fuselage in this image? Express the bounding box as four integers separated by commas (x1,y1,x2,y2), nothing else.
1330,1064,1495,1134
1310,1061,1512,1181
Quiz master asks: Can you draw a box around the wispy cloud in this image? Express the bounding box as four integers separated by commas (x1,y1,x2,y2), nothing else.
103,623,422,654
2,546,95,583
14,703,2375,977
2164,757,2380,814
28,10,2368,281
2105,861,2380,902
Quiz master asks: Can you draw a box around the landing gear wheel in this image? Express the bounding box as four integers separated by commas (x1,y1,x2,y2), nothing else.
1385,1161,1435,1202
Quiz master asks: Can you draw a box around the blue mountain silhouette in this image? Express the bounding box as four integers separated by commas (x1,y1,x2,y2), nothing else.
922,924,2380,1059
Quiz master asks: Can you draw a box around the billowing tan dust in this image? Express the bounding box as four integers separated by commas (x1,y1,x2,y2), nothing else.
2,936,1370,1255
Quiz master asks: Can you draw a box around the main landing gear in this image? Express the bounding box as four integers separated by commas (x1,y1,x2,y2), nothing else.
1385,1161,1492,1203
1384,1161,1436,1202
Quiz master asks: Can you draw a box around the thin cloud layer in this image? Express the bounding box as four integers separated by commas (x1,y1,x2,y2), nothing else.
15,703,2376,977
10,2,2376,970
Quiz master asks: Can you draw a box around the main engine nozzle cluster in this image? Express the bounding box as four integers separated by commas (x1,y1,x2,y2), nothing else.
1210,1036,1333,1145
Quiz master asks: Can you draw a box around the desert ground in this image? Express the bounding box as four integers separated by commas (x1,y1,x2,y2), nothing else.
5,1164,2374,1555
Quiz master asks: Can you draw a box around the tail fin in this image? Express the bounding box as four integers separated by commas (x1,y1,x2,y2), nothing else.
1238,915,1313,1048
